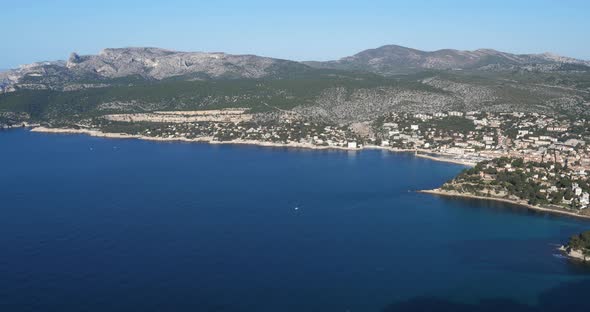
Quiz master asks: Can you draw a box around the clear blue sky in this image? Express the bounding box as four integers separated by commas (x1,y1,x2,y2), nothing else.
2,0,589,68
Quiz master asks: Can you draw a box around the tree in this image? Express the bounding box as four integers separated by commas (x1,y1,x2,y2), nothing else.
511,158,524,168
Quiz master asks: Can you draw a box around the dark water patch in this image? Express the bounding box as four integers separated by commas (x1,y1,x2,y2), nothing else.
382,278,590,311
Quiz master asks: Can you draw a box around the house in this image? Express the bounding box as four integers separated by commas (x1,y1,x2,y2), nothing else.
547,126,568,132
581,192,590,207
539,136,557,142
347,141,358,149
535,140,551,146
489,121,501,128
446,147,465,155
517,130,529,138
414,114,432,120
473,119,488,126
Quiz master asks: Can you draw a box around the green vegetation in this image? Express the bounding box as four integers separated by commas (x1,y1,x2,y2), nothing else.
5,64,589,126
568,230,590,256
429,116,476,134
0,69,439,122
445,157,590,207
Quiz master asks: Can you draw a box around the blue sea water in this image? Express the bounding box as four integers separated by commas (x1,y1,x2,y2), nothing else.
1,128,590,312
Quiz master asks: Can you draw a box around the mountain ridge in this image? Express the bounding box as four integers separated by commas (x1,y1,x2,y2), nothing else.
1,44,590,125
65,46,311,79
0,47,314,93
304,44,590,75
3,44,589,76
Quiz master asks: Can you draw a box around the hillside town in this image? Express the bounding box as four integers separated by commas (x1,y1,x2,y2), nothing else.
84,109,590,166
374,111,590,168
90,109,590,215
372,111,590,215
7,109,587,167
436,157,590,213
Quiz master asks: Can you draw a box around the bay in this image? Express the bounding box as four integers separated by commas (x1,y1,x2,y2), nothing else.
1,129,589,311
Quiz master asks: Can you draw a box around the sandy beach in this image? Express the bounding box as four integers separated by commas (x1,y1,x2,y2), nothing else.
419,189,590,220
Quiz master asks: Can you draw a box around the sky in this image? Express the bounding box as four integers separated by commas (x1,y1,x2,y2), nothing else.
2,0,589,68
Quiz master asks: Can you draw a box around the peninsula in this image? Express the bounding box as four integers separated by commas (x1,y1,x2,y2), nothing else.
560,230,590,262
420,157,590,220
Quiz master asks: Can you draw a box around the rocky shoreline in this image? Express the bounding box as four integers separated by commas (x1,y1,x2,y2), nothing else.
418,189,590,221
421,189,590,263
557,245,589,262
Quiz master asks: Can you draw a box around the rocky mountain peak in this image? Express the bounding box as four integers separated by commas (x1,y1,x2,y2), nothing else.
0,47,314,93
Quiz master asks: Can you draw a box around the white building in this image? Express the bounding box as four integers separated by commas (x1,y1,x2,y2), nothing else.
414,113,432,120
547,126,568,132
473,119,488,126
517,130,529,138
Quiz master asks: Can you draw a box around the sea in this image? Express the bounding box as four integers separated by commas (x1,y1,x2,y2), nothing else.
1,128,590,312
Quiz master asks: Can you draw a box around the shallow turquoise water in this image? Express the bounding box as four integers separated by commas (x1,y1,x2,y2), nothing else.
1,129,589,311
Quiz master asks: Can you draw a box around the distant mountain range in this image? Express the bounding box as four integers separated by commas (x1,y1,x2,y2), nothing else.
65,47,312,80
304,45,590,75
1,45,589,124
0,47,313,93
2,45,589,91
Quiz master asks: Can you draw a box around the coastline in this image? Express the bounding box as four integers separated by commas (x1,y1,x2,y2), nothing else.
419,189,590,221
413,152,477,167
29,126,356,150
28,126,476,166
557,245,589,262
21,126,590,262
